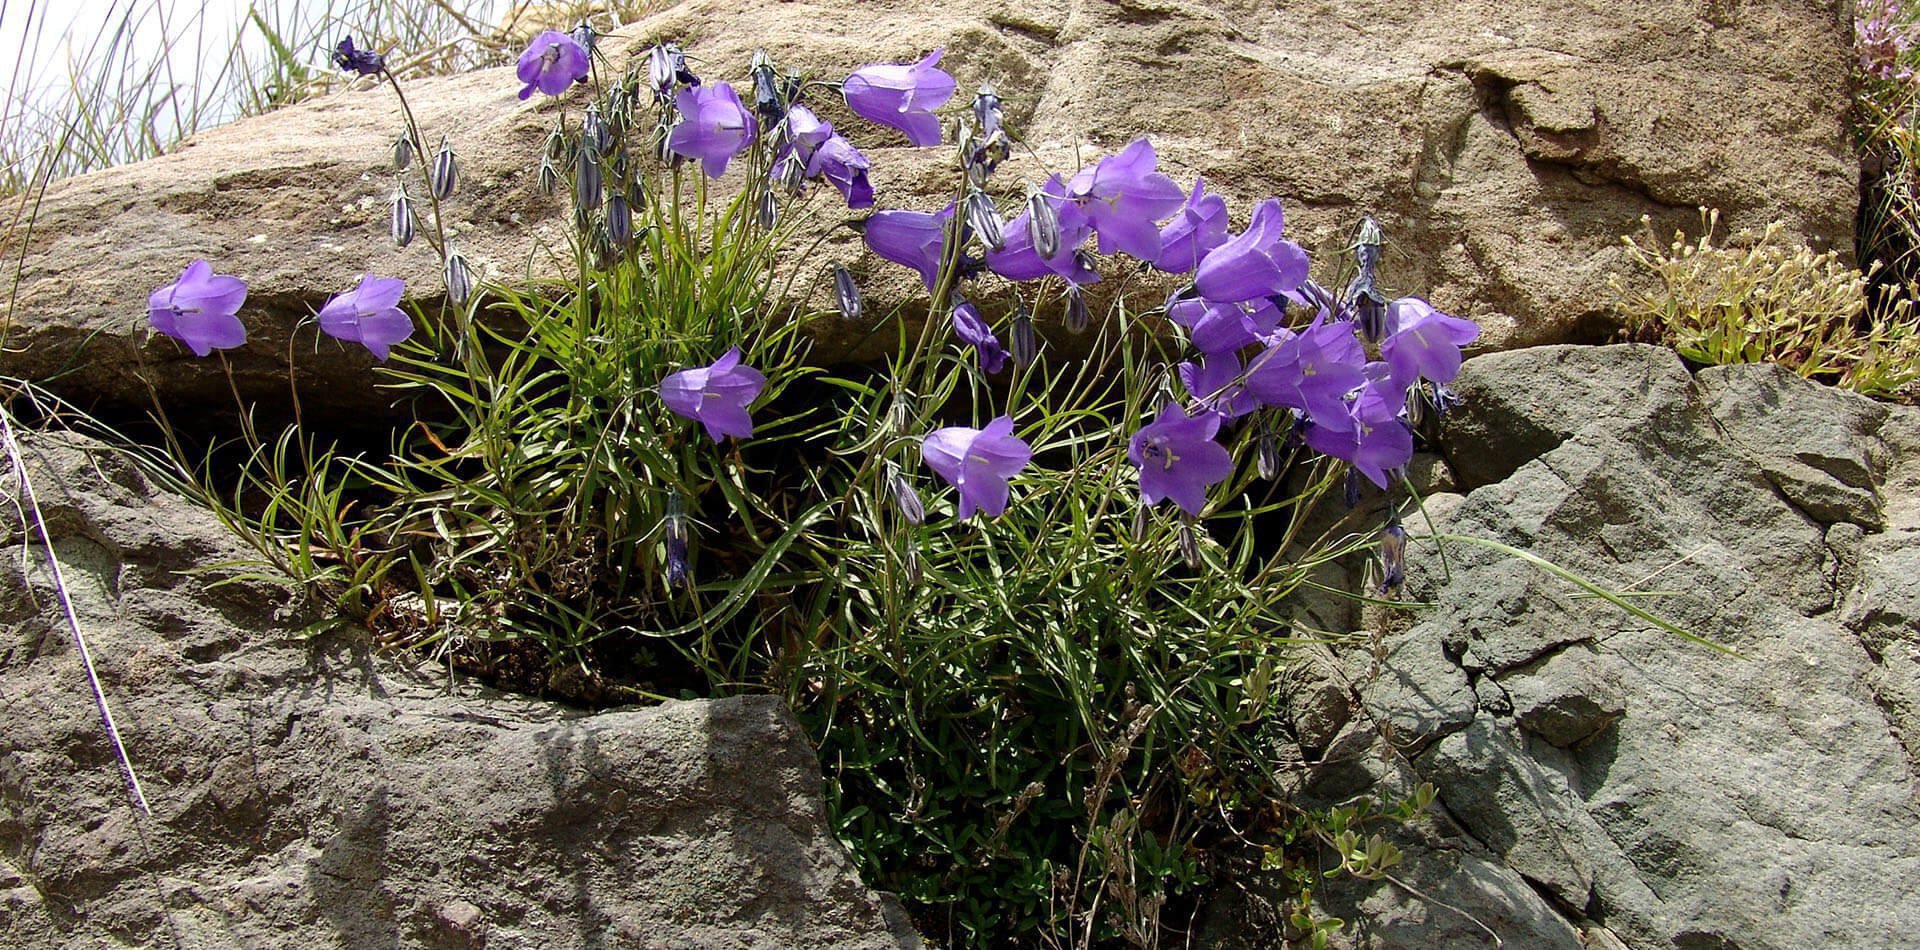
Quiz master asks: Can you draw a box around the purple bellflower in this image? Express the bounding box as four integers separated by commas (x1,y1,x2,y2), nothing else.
806,135,875,208
1154,177,1230,274
987,175,1098,284
1179,352,1258,422
317,274,413,361
842,48,957,147
660,347,768,442
1380,296,1480,389
921,415,1033,520
1065,138,1187,261
1194,198,1310,303
148,260,247,357
331,37,384,76
1129,405,1236,517
1166,295,1283,357
667,81,758,178
863,205,953,290
1304,378,1414,489
772,104,833,189
1246,317,1368,427
516,30,590,99
951,299,1008,374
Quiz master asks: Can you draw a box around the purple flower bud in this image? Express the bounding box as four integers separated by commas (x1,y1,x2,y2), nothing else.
392,135,413,171
750,49,787,129
647,44,678,101
570,20,596,57
833,266,861,321
331,37,384,76
887,464,925,526
445,251,474,307
1256,423,1281,479
317,274,413,361
575,145,603,210
667,81,758,178
1350,282,1390,345
988,176,1098,284
1178,520,1201,569
1379,522,1408,592
516,30,590,100
843,48,957,147
1065,283,1090,334
148,260,247,357
429,136,458,200
607,192,633,247
1027,189,1061,259
659,347,767,442
538,159,559,196
1344,468,1363,508
665,492,690,589
1010,302,1038,366
1194,198,1310,303
1129,404,1236,518
582,105,610,155
921,415,1033,520
964,190,1004,251
390,188,415,248
1352,216,1383,284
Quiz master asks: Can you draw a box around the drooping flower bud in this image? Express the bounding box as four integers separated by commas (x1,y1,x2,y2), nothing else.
832,265,862,322
390,187,415,248
1352,282,1389,344
665,491,690,589
887,463,925,526
575,144,603,211
1353,216,1383,285
1010,302,1037,366
1132,503,1148,543
964,190,1004,252
582,105,610,156
538,158,559,196
1026,189,1060,260
1178,519,1201,569
1378,521,1407,592
445,251,473,306
1256,422,1280,479
429,136,458,200
750,49,787,129
756,187,777,230
571,20,597,59
392,135,414,171
647,44,677,101
606,192,632,248
1064,283,1090,334
1344,468,1363,508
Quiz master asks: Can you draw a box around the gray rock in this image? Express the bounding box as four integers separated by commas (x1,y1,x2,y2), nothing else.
1498,644,1626,748
0,432,919,950
1697,362,1890,528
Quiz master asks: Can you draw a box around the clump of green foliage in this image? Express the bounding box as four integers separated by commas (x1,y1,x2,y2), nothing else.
1611,209,1920,400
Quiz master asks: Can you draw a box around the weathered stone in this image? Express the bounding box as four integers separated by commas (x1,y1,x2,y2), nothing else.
1348,627,1476,753
0,432,919,950
1698,362,1890,528
0,0,1860,422
1498,643,1626,748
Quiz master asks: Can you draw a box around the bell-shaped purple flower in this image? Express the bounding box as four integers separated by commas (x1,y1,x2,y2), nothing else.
1154,178,1230,274
667,81,758,178
1303,378,1414,489
842,48,957,147
1381,296,1480,389
1179,352,1257,421
147,260,247,357
987,175,1099,284
1065,138,1187,262
1246,317,1368,427
516,30,589,100
1194,198,1310,303
806,134,875,209
951,299,1008,374
317,274,413,361
1166,296,1283,357
921,415,1033,520
1129,405,1236,517
863,205,953,290
660,347,767,442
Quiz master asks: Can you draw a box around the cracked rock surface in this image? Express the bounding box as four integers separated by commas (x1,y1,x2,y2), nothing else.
0,433,919,949
0,0,1857,419
1223,346,1920,949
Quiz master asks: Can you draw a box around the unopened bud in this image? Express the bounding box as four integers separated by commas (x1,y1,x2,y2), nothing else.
392,135,414,171
1010,302,1037,366
429,136,458,200
665,492,690,589
833,266,861,322
445,251,473,306
1379,522,1407,592
1178,520,1201,570
607,192,632,248
575,145,603,211
1257,426,1280,479
1065,284,1089,334
390,188,415,248
1027,190,1060,260
887,464,924,526
964,190,1004,252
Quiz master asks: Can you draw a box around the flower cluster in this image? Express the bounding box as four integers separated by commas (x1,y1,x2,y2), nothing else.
1858,0,1917,83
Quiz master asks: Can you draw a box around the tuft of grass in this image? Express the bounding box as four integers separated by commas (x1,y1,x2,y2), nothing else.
1611,209,1920,400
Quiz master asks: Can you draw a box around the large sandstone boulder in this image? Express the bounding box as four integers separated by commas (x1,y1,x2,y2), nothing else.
0,432,919,949
0,0,1857,419
1205,347,1920,948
